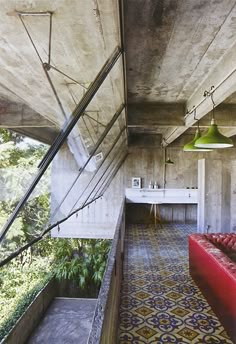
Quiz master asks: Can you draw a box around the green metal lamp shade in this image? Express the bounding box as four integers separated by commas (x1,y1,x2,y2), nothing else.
195,119,233,149
183,129,212,152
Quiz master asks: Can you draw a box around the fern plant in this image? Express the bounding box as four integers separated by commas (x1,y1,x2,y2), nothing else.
52,238,111,289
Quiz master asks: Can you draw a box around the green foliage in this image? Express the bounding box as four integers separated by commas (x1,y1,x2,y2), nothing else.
0,129,46,169
0,129,53,338
0,129,112,340
0,257,53,341
0,128,23,145
0,128,49,260
21,194,50,238
0,238,111,341
52,238,111,289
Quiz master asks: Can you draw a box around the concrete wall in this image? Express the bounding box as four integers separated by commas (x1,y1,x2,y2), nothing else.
199,157,236,232
231,160,236,232
124,147,198,223
50,143,236,235
51,144,125,239
124,147,198,189
124,146,236,231
88,202,125,344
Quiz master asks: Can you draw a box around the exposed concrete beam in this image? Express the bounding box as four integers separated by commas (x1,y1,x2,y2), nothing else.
0,103,57,128
162,127,186,147
129,133,162,147
128,103,185,127
186,41,236,126
128,126,164,134
128,103,236,129
14,127,58,145
0,102,59,144
162,40,236,146
190,104,236,127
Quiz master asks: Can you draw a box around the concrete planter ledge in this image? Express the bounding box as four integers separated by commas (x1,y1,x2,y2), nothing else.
88,201,125,344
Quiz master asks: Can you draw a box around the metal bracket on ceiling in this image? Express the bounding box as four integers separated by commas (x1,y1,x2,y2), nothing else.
47,65,88,90
83,112,106,128
187,106,199,122
184,85,216,122
204,86,216,119
17,11,53,65
18,10,87,121
16,11,52,16
21,11,87,88
18,10,84,89
203,85,215,98
204,86,216,107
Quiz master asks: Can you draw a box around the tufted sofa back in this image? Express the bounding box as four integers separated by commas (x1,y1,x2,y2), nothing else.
204,233,236,262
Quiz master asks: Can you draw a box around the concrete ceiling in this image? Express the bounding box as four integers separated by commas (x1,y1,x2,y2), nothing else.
1,0,236,153
124,0,236,146
0,0,124,170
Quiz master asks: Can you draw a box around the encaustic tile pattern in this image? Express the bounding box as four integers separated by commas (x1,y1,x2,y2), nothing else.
118,224,233,344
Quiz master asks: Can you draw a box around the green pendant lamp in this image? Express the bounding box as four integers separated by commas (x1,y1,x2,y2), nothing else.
195,89,234,149
183,127,213,152
194,118,233,148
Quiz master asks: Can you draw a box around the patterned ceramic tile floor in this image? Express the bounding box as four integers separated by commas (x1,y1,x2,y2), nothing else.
118,224,233,344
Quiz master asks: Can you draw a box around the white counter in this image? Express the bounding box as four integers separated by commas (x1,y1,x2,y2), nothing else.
125,188,198,204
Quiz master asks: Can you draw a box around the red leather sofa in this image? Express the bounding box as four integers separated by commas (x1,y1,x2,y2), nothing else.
189,233,236,342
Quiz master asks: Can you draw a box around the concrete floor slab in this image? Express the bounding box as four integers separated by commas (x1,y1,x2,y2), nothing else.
27,298,97,344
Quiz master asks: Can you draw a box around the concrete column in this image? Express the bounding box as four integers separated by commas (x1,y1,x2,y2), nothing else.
199,158,232,233
197,159,205,233
230,161,236,232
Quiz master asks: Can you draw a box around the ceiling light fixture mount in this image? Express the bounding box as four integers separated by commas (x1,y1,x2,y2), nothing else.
165,157,174,164
194,86,233,149
164,146,174,164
